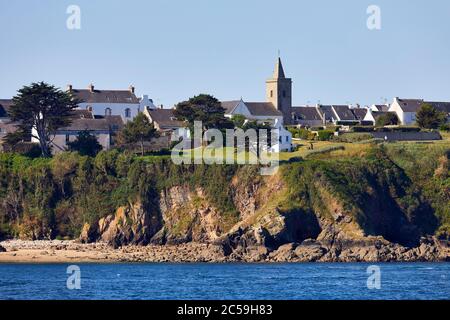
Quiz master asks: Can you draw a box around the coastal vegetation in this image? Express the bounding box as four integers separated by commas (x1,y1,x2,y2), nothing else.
0,136,448,246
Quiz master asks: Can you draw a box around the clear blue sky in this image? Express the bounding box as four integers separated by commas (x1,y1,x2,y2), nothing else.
1,0,450,107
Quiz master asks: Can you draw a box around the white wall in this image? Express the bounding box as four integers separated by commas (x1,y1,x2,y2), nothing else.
78,102,140,122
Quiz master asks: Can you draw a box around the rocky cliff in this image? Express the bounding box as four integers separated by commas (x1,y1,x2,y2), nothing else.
1,146,449,262
77,151,449,262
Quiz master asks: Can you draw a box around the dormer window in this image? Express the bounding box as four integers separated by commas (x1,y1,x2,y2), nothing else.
105,108,112,116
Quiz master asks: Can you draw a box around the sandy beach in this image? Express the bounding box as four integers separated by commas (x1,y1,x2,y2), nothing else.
0,240,228,264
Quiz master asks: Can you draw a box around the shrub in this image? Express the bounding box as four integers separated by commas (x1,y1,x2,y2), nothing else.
317,130,335,141
352,126,375,133
334,133,373,143
375,113,399,127
439,123,450,131
391,126,421,132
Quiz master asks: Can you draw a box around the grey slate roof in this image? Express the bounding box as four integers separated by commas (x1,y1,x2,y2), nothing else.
58,118,111,132
69,109,94,119
352,108,368,120
396,99,423,112
427,101,450,114
245,102,282,116
317,105,334,121
373,104,390,112
221,101,240,114
147,108,185,128
291,106,322,121
332,105,357,121
71,89,140,104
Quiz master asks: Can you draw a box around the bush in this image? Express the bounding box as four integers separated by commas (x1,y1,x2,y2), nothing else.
439,123,450,132
334,133,373,143
288,128,315,140
375,113,399,127
352,126,375,133
391,126,421,132
317,130,335,141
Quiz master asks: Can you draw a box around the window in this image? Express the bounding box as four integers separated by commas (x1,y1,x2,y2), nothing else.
86,105,93,112
105,108,112,116
286,136,289,142
270,90,273,98
65,134,70,143
125,108,131,118
283,90,286,98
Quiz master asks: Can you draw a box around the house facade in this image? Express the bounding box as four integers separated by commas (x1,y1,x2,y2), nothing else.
144,106,190,141
389,97,450,125
68,84,156,122
31,110,123,154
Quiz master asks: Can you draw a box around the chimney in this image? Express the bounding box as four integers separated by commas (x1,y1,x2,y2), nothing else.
160,104,164,109
67,84,73,92
129,85,135,94
88,83,94,93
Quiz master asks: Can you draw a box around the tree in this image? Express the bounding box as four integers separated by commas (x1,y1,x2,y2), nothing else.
6,82,79,157
121,112,157,156
416,103,447,129
375,112,399,127
231,114,247,129
174,94,234,131
68,130,103,157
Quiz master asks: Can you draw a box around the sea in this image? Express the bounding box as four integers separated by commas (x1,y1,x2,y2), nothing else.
0,263,448,300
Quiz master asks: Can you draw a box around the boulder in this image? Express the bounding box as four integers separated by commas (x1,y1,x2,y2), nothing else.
294,242,327,262
268,243,298,262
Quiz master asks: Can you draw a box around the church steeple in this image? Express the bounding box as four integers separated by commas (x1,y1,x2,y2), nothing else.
266,57,292,124
273,57,286,79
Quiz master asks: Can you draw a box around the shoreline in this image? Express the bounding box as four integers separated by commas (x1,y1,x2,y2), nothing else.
1,239,449,264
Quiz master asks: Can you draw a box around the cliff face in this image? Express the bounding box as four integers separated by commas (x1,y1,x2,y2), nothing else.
0,146,449,262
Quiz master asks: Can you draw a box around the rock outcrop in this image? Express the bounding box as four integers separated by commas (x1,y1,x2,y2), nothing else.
75,162,449,262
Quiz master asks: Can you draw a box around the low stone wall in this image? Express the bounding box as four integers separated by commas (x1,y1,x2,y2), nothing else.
371,131,441,141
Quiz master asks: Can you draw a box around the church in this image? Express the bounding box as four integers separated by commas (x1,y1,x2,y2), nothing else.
221,58,293,152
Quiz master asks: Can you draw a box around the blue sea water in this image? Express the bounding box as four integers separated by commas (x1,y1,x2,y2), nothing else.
0,263,448,300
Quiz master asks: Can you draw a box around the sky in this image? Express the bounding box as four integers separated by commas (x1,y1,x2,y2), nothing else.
1,0,450,107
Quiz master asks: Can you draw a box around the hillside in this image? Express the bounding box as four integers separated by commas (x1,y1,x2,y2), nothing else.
0,141,449,262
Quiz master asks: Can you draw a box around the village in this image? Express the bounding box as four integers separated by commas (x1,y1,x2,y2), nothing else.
0,57,450,159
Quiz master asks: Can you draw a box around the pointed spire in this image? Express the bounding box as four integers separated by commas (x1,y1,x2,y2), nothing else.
273,57,286,79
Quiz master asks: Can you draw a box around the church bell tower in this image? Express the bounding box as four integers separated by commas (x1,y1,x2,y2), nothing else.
266,57,292,124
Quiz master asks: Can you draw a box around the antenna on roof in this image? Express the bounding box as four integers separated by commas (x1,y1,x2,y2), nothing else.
277,49,281,58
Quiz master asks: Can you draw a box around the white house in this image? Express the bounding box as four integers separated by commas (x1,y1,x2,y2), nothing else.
389,97,422,125
143,106,190,141
363,109,398,125
270,118,293,152
222,99,284,125
389,97,450,125
221,99,292,151
68,84,156,122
